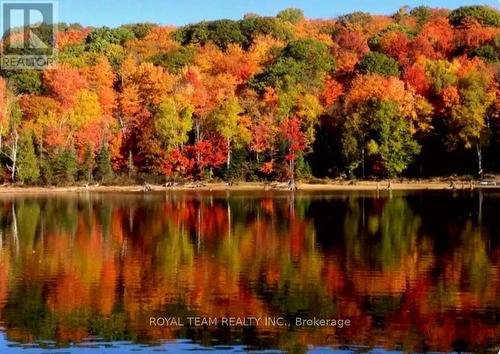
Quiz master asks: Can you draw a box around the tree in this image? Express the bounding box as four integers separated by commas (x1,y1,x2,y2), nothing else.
81,144,95,183
0,98,22,183
66,89,106,157
239,16,295,46
411,18,455,60
403,64,432,96
53,148,77,185
86,56,116,116
213,97,248,167
172,21,210,46
335,12,374,34
277,8,305,24
446,66,495,176
208,20,246,50
16,131,40,184
424,59,458,94
341,99,420,178
85,27,135,52
95,144,114,183
121,23,155,39
6,70,42,94
249,38,334,92
410,6,431,27
320,77,343,107
154,97,193,151
357,52,400,77
472,42,500,63
370,100,420,177
449,6,500,28
368,23,415,51
0,77,8,148
150,47,195,74
43,63,88,109
1,7,500,182
280,116,306,189
295,93,323,146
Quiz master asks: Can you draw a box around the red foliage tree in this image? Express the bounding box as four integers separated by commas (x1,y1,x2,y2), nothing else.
43,64,88,109
280,116,307,189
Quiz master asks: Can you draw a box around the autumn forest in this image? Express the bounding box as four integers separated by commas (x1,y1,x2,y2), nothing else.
0,5,499,185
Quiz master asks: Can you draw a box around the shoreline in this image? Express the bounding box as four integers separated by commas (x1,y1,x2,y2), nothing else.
0,180,499,194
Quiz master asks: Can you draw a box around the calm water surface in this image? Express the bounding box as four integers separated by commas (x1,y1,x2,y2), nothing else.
0,190,498,353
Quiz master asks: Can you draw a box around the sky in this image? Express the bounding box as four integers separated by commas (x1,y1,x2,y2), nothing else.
56,0,499,27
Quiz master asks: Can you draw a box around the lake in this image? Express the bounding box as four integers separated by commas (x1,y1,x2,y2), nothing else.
0,190,498,353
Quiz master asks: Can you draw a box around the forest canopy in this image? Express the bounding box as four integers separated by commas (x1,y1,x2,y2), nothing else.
0,5,499,185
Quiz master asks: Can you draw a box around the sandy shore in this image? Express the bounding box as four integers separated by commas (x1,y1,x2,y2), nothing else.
0,180,498,194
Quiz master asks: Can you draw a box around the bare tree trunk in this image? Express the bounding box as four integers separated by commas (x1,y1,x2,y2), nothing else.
11,131,18,182
39,132,44,167
477,144,483,180
3,130,20,183
226,137,231,168
288,154,296,191
361,147,365,179
128,150,133,179
195,120,201,167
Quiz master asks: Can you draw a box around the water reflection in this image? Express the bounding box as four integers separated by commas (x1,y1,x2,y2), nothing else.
0,191,498,353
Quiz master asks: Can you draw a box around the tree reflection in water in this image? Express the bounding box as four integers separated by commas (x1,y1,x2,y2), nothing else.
0,191,498,352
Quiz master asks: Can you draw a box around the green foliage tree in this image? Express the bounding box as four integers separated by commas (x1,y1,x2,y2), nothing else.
53,148,78,185
371,100,421,177
294,151,312,179
16,131,40,184
6,70,42,94
249,38,334,92
172,20,247,49
58,43,88,67
85,27,134,55
424,59,457,94
150,47,195,74
239,16,295,46
120,23,155,39
357,52,401,77
337,11,373,28
208,20,246,50
81,144,95,183
84,27,132,67
471,45,500,63
471,36,500,63
213,96,247,167
448,6,500,28
95,145,114,183
174,16,295,49
342,99,420,178
333,11,374,36
172,21,210,46
446,69,495,173
410,6,432,27
155,97,194,151
277,8,305,24
393,6,411,23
